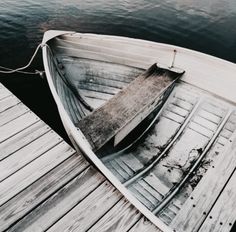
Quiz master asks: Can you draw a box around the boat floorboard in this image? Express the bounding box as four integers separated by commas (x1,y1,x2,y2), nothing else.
99,83,236,231
171,128,236,232
0,83,161,232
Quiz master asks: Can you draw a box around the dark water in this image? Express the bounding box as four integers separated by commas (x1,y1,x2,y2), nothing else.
1,0,236,142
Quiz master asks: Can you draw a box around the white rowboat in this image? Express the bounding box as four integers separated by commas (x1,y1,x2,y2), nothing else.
42,30,236,232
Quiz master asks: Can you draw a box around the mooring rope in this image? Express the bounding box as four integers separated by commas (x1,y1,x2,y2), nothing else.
0,43,44,76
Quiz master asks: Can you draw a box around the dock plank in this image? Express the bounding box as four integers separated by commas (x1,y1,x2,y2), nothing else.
8,166,105,232
0,111,40,143
0,130,62,181
171,131,236,232
0,121,50,161
0,95,20,113
88,198,141,232
0,102,29,126
0,141,75,206
0,155,88,231
129,217,162,232
0,86,12,100
198,169,236,232
47,182,121,232
0,82,163,232
78,64,182,150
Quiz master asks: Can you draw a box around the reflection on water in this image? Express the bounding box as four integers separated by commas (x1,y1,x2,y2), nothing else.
0,0,236,140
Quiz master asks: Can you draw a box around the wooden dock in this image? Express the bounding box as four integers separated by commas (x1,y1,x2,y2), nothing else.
1,82,236,232
0,82,162,232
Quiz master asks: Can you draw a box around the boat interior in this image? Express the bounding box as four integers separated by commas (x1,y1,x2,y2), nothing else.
44,33,236,231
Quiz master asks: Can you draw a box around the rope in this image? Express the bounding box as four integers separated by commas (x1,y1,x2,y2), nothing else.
0,43,44,75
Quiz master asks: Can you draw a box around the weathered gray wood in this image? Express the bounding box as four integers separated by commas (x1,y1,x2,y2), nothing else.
88,198,141,232
144,173,169,196
0,155,88,231
47,182,121,232
129,217,162,232
0,111,40,143
0,102,30,126
166,104,189,117
198,169,236,232
138,179,163,202
120,154,144,173
0,84,163,232
0,130,62,181
171,131,236,232
163,110,185,124
77,64,182,150
0,95,20,113
0,141,75,206
129,184,156,210
0,87,12,100
8,166,105,232
62,54,141,84
188,121,214,138
132,182,160,209
0,121,50,161
109,160,131,181
198,109,222,124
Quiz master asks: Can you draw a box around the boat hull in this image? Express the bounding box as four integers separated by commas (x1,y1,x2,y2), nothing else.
42,30,236,232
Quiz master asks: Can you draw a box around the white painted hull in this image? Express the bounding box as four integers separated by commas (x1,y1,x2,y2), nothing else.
42,30,236,232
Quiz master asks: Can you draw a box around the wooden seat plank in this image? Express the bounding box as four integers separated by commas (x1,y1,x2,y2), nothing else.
77,64,183,150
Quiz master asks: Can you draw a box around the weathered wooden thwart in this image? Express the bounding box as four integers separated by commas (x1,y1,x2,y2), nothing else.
0,83,161,232
77,64,183,150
